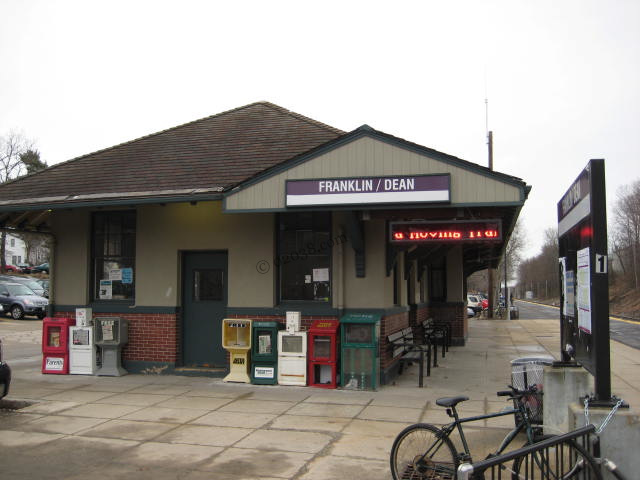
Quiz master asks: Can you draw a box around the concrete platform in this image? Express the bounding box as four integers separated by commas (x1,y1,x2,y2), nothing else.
1,319,638,479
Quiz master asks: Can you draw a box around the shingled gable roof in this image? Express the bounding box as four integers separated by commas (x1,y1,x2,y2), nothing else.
0,102,344,210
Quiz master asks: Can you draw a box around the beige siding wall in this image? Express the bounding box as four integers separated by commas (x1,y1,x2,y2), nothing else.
226,136,522,211
50,202,275,309
49,200,451,311
137,202,274,308
336,216,395,309
51,210,91,305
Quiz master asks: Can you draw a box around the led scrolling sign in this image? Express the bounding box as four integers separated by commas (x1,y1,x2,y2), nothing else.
390,220,502,243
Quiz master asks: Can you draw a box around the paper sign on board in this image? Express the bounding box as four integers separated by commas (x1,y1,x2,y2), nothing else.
577,247,592,333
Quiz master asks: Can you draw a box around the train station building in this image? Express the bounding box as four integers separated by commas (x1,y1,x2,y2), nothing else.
0,102,530,383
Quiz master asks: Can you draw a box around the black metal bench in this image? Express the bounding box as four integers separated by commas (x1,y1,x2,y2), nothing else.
422,318,450,367
387,327,431,387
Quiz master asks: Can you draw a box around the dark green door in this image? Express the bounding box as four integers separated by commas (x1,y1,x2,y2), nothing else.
182,251,228,367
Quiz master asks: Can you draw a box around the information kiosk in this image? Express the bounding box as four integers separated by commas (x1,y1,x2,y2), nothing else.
222,318,252,383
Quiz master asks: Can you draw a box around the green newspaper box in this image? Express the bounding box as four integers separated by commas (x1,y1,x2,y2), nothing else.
340,313,380,391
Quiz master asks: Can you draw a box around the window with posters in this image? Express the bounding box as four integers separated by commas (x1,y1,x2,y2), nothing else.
92,211,136,301
277,212,331,302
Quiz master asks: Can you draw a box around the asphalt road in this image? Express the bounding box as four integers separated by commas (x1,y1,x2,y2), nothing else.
514,299,640,350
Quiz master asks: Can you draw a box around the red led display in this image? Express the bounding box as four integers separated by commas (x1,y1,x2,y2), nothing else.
390,220,502,243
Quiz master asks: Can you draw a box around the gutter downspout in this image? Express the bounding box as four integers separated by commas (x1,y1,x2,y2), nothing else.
47,233,56,317
336,226,345,315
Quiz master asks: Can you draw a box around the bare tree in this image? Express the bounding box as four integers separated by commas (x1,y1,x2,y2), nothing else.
495,219,527,297
468,218,527,301
0,131,37,272
0,131,33,182
612,180,640,288
516,226,558,299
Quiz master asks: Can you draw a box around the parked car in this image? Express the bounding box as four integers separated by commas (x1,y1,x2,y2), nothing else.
0,338,10,399
0,275,46,297
16,263,32,273
467,294,483,313
0,282,49,319
36,279,50,298
31,262,49,274
1,265,19,273
467,307,475,318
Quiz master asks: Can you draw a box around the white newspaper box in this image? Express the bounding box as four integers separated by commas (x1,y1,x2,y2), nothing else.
277,330,307,386
69,326,97,374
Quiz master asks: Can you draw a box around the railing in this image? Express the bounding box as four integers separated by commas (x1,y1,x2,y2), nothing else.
456,425,598,480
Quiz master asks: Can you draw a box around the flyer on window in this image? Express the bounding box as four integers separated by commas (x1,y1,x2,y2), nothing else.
99,280,113,300
576,247,591,333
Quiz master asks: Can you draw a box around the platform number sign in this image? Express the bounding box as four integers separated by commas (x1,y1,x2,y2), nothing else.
557,159,613,403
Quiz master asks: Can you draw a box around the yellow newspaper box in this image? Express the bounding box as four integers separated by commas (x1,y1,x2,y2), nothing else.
222,319,252,383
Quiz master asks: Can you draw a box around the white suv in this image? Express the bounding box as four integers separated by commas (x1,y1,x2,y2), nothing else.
467,294,482,313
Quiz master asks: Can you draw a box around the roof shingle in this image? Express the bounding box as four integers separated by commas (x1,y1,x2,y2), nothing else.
0,102,344,208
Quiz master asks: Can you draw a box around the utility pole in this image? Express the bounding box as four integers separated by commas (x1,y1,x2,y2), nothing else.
505,252,510,320
487,128,495,318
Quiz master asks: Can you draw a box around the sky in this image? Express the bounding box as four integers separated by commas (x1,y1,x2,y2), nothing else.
1,0,638,259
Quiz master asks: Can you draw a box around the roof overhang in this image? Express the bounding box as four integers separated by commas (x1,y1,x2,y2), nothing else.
0,187,225,213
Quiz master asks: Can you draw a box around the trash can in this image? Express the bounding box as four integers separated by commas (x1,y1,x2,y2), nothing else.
510,356,554,425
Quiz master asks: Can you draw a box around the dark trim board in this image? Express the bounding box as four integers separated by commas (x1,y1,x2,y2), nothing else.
380,361,403,387
123,360,227,377
54,304,410,318
53,304,180,315
0,194,224,213
223,200,527,214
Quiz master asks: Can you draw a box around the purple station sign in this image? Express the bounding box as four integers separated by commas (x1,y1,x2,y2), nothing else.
285,174,450,207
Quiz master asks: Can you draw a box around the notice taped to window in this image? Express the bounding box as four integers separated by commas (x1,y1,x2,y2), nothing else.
313,268,329,282
99,280,112,300
576,247,592,333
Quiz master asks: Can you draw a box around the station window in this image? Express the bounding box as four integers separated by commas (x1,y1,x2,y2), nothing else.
278,212,331,302
91,210,136,301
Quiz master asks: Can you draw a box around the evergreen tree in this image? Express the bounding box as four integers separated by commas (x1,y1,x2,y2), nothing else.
20,149,47,174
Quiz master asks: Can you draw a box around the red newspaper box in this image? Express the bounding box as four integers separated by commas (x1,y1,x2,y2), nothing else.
42,317,75,374
308,319,340,388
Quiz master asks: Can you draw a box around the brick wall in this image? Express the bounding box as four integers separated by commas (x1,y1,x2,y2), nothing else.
427,302,467,345
379,310,410,374
55,311,179,363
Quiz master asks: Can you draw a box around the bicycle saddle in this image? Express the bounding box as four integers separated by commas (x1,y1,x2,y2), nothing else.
435,395,469,407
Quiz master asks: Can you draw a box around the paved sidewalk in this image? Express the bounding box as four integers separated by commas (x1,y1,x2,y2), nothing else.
1,319,638,479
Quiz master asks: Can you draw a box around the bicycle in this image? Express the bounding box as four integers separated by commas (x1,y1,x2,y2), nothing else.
389,385,602,480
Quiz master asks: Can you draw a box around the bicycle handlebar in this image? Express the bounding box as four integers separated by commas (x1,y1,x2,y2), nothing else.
496,385,538,398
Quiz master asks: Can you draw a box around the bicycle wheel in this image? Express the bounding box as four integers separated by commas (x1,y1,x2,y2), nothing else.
390,423,458,480
511,437,602,480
